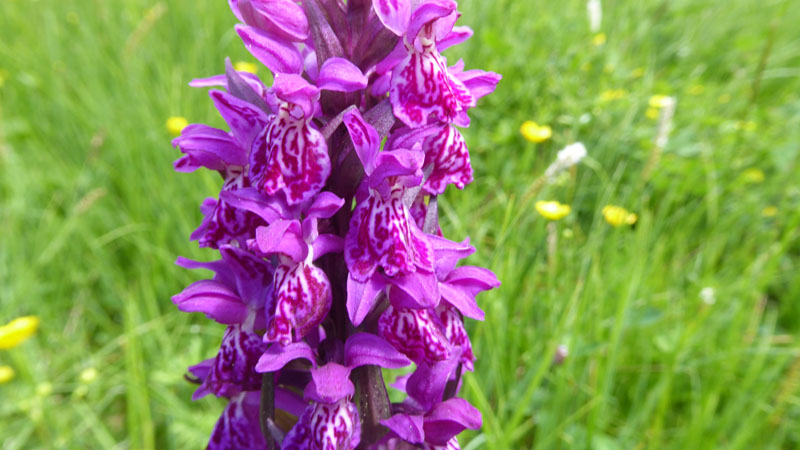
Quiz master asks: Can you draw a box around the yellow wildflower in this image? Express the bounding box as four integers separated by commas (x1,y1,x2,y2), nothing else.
535,201,571,221
0,316,39,350
718,93,731,104
603,205,637,227
741,168,765,184
645,107,660,120
600,89,627,102
762,206,778,217
80,367,99,384
631,67,645,78
592,33,606,46
520,121,552,143
166,116,189,136
688,84,705,95
649,95,672,109
233,61,259,74
603,64,615,74
0,366,14,384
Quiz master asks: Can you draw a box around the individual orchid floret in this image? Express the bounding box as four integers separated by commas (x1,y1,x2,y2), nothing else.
207,391,268,450
373,0,475,128
249,74,331,205
379,397,482,448
190,324,267,399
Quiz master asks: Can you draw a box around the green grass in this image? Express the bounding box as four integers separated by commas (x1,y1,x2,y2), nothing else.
1,0,799,448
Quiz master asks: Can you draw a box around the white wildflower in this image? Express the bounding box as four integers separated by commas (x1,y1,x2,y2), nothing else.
544,142,587,180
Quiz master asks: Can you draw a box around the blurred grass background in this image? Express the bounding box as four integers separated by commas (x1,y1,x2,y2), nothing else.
1,0,800,448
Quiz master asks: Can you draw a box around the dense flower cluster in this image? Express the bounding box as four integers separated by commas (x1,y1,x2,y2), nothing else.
171,1,500,448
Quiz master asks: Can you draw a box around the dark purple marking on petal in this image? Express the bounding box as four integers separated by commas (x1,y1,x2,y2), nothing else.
207,392,267,450
378,306,451,365
194,325,267,399
343,108,380,174
250,107,331,205
422,124,473,194
390,41,475,128
265,260,332,345
345,187,434,281
209,90,269,151
282,399,361,450
436,305,474,371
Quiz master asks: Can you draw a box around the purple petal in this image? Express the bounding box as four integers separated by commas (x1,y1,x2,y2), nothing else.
188,358,214,383
446,266,500,296
368,150,425,188
235,24,303,75
343,108,381,174
317,57,368,92
255,341,317,372
372,0,411,36
306,191,345,219
429,235,474,278
438,282,483,322
172,280,248,325
207,392,266,450
175,256,236,289
194,325,267,400
437,25,473,52
172,124,245,173
248,0,310,41
209,90,269,150
378,306,451,366
406,353,460,410
423,398,482,445
254,219,308,262
272,73,320,118
312,234,344,259
388,271,440,309
380,413,424,444
304,363,354,403
219,245,273,310
454,67,502,101
345,332,413,369
265,260,332,345
406,0,456,42
220,187,292,224
346,275,386,327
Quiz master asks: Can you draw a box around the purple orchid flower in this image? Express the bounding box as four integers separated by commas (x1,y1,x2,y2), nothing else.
171,1,500,448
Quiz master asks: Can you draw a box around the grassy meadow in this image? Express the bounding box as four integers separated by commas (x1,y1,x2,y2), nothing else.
2,0,800,448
